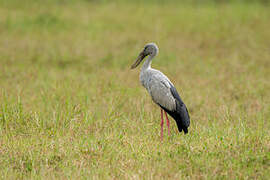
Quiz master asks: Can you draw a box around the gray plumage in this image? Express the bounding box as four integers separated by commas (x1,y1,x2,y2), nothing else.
131,43,190,134
140,68,176,111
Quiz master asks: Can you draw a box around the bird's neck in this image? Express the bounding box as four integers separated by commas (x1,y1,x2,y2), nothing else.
141,55,154,72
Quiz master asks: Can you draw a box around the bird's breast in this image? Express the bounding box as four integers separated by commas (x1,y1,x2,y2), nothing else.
139,71,151,90
139,69,177,111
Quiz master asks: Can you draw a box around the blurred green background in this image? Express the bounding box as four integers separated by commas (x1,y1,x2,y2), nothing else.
0,0,269,179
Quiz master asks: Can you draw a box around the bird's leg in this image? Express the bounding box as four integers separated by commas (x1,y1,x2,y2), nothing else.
164,112,170,136
160,108,164,141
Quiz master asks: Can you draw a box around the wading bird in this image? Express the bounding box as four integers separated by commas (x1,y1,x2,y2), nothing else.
131,43,190,140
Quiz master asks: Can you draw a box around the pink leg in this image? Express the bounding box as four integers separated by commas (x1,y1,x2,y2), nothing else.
164,112,170,136
160,108,164,141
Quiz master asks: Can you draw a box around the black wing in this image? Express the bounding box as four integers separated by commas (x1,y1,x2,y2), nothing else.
159,83,190,134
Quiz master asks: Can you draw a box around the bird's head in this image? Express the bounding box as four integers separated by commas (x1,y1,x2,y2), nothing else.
131,42,159,69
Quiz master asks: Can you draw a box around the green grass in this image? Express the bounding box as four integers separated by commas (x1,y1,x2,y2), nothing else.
0,1,270,179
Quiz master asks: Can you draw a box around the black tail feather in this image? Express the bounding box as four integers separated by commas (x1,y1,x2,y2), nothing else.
159,104,190,134
183,127,188,134
165,83,190,134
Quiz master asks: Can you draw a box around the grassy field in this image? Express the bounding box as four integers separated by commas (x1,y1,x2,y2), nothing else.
0,0,270,179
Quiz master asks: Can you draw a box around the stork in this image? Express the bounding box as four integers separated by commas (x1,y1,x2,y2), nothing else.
131,43,190,140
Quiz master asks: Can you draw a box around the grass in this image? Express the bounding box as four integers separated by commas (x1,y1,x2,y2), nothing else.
0,0,270,179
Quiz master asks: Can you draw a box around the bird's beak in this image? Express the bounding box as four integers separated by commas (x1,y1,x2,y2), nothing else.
131,51,147,69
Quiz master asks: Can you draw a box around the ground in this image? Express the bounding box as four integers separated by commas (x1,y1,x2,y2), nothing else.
0,1,270,179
